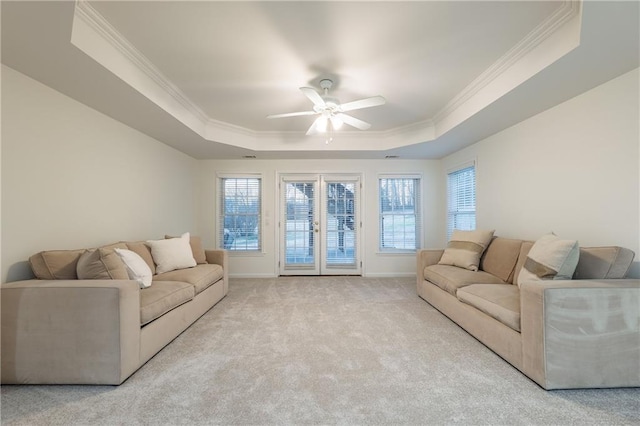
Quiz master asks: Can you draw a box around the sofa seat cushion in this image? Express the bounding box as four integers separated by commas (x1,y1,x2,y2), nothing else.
424,264,505,296
457,284,521,332
140,281,195,326
153,264,223,295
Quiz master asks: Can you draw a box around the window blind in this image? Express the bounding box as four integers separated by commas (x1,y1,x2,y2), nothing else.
218,176,261,251
378,176,421,251
446,165,476,240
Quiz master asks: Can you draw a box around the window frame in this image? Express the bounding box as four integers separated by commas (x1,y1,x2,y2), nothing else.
446,160,476,241
377,174,423,253
217,173,264,255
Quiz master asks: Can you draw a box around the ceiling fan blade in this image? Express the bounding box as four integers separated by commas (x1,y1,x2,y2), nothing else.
300,87,326,108
339,96,386,112
305,117,320,135
339,113,371,130
267,111,316,119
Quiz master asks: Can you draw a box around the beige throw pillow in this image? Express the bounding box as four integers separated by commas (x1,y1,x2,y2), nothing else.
76,248,129,280
147,232,197,274
438,229,495,271
30,249,86,280
517,233,580,287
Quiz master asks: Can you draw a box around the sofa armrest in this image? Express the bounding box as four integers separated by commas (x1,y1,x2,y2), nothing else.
417,249,444,281
205,249,228,295
1,279,141,385
520,279,640,389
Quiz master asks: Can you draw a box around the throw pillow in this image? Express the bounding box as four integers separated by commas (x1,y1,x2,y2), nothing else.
30,249,86,280
124,241,156,274
438,229,495,271
77,248,129,280
165,234,207,264
517,233,580,287
114,248,153,288
146,232,197,274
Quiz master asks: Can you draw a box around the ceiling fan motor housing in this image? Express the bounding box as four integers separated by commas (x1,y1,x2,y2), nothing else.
315,96,340,113
319,79,333,90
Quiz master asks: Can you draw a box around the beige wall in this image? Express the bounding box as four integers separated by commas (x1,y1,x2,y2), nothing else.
198,159,443,277
442,68,640,278
1,66,199,282
3,64,638,281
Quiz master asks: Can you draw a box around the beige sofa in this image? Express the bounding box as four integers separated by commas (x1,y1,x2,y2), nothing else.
1,239,228,385
417,237,640,390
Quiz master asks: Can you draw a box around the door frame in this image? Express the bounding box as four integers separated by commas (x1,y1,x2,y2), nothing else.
277,172,362,276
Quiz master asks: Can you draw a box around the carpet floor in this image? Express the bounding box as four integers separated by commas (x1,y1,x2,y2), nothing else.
2,276,639,425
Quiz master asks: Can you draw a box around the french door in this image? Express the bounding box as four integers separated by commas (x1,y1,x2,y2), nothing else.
279,174,361,275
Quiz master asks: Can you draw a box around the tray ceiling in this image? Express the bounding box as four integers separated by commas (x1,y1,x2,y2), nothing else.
2,1,639,159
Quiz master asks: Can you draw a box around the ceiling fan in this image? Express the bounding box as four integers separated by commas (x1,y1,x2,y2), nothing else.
267,79,386,136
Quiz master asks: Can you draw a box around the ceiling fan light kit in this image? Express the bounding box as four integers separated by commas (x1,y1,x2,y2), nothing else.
267,79,386,140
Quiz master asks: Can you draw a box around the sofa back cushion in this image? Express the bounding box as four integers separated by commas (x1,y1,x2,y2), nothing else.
124,241,156,275
99,242,128,251
513,241,535,286
574,246,635,279
514,243,635,283
29,249,87,280
480,237,523,283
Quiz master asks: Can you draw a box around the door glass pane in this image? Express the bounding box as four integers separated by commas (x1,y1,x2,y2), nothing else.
325,182,357,268
284,182,315,267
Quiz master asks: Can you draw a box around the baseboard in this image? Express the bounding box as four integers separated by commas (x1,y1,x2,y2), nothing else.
230,273,417,279
229,273,278,279
363,272,416,278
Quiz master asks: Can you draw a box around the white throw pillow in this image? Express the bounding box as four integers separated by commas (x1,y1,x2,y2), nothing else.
517,233,580,287
146,232,197,274
114,248,153,288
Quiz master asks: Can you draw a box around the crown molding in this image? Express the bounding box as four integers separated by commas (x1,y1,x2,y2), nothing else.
432,0,581,126
74,0,210,127
71,0,581,153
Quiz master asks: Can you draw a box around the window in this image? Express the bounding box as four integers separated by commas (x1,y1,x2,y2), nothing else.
447,163,476,240
379,176,421,251
218,175,262,251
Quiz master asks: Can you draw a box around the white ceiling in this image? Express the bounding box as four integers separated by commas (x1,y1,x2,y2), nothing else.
90,1,559,132
2,1,639,159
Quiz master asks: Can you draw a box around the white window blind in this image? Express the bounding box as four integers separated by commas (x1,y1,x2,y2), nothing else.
447,164,476,240
379,176,421,251
218,176,261,251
